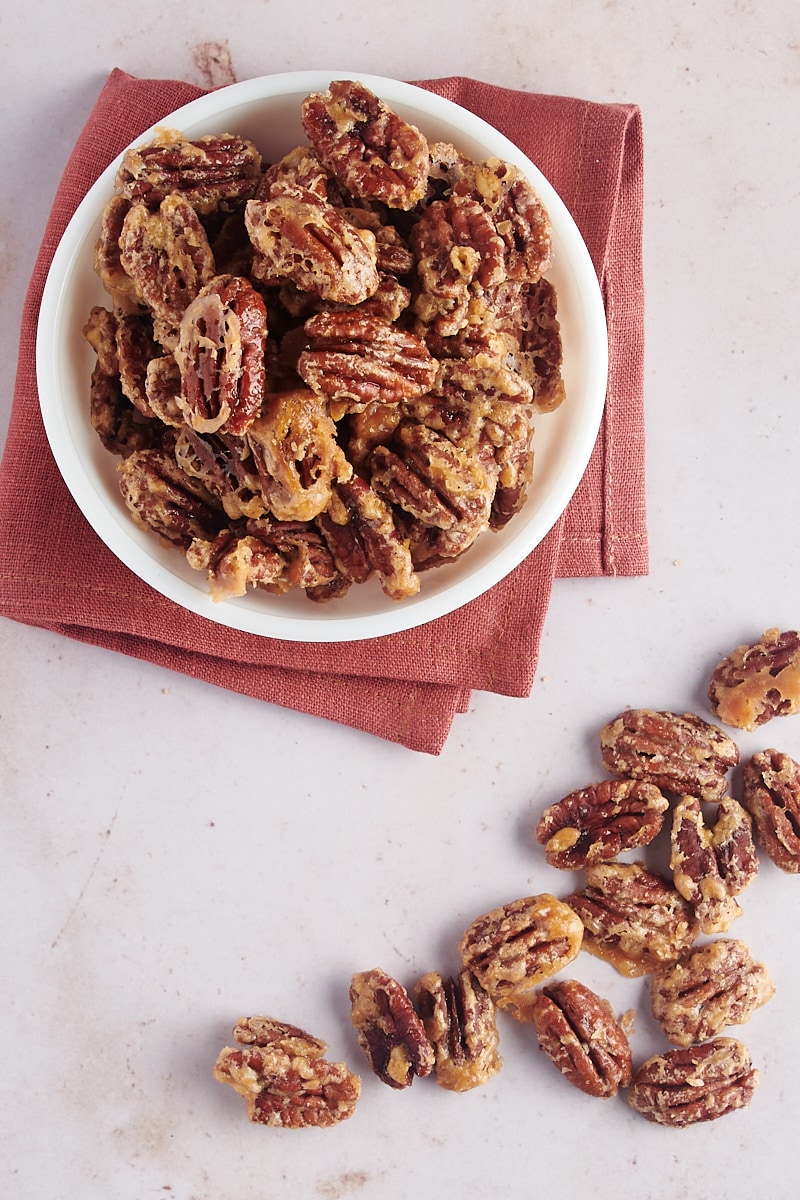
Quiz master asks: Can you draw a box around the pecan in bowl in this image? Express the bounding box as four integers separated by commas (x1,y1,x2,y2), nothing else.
627,1037,759,1127
536,779,668,870
708,628,800,731
530,979,633,1099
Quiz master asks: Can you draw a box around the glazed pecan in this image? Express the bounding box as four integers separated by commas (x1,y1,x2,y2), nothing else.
115,311,161,419
118,194,216,327
530,979,633,1099
742,748,800,872
84,306,155,455
175,427,265,520
175,274,267,436
213,1015,360,1128
118,448,224,548
115,128,262,214
627,1038,758,1127
187,519,343,603
93,195,143,313
669,794,758,933
517,276,566,412
536,779,668,870
245,191,380,305
458,894,583,1021
297,311,438,413
451,156,553,283
566,862,699,977
349,968,434,1089
709,628,800,731
317,475,420,601
484,402,535,530
144,354,185,429
650,939,775,1047
414,968,502,1093
246,388,352,522
599,708,739,801
301,79,430,210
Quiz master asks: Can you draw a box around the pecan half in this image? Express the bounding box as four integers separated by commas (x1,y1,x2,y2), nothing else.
536,779,668,870
451,156,553,283
245,191,380,305
115,128,262,214
301,79,430,210
119,448,224,549
627,1038,759,1127
650,939,775,1047
708,629,800,731
530,979,633,1099
84,306,156,456
669,795,758,933
599,708,739,801
566,862,699,977
517,276,566,413
414,968,502,1093
297,311,438,413
349,968,434,1089
115,311,161,419
118,194,216,327
187,519,343,603
246,388,352,523
213,1016,360,1128
93,195,143,313
458,894,583,1021
741,748,800,872
317,475,420,601
175,274,267,436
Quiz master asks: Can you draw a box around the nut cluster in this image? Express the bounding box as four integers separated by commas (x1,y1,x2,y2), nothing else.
213,628,799,1128
84,79,565,606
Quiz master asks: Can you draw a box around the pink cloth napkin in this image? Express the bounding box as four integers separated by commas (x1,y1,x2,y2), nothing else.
0,70,646,753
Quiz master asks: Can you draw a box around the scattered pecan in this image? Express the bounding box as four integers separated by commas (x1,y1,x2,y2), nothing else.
535,779,668,870
566,862,699,977
175,274,267,436
213,1015,360,1128
669,794,758,933
118,194,216,327
627,1037,759,1127
245,190,380,305
118,448,224,548
414,968,502,1093
246,388,352,523
297,311,438,413
301,79,430,210
457,894,583,1021
741,748,800,872
530,979,633,1099
349,968,434,1089
599,708,739,801
115,128,262,214
650,939,775,1047
709,629,800,731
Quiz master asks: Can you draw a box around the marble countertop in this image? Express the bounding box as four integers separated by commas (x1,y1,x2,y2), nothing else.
2,3,799,1197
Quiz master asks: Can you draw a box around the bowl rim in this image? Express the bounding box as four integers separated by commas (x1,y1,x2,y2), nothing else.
36,70,608,643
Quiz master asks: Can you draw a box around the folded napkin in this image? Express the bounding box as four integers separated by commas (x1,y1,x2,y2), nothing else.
0,70,646,753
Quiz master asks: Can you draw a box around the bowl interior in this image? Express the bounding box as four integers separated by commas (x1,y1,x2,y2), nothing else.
37,71,608,642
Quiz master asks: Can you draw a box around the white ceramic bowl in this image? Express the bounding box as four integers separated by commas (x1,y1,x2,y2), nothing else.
37,71,608,642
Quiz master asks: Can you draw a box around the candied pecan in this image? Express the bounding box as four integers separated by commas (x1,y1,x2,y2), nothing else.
536,779,669,871
213,1015,360,1128
301,80,430,210
175,427,265,520
670,795,758,933
452,156,553,284
245,191,380,306
258,145,333,202
93,195,143,313
144,354,184,428
742,748,800,872
530,979,633,1099
436,356,534,407
175,274,267,436
119,448,224,548
349,968,434,1089
414,968,502,1093
118,194,216,327
458,894,583,1021
650,939,775,1048
317,475,420,601
370,422,496,540
84,306,154,455
709,628,800,731
627,1038,758,1127
599,708,739,802
187,519,343,603
517,277,566,412
115,311,161,419
115,128,262,214
297,311,438,414
246,388,352,522
484,403,535,530
566,862,699,977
